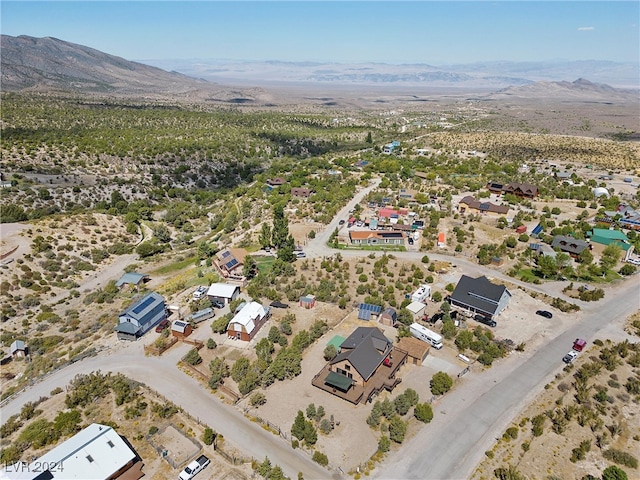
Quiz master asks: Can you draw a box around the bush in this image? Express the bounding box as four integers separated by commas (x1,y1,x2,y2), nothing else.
378,435,391,453
183,348,202,366
323,344,337,361
148,426,159,435
206,338,217,349
250,392,267,407
602,466,629,480
202,427,216,445
430,372,453,396
388,415,407,443
312,451,328,466
619,264,636,276
414,403,433,423
603,449,638,469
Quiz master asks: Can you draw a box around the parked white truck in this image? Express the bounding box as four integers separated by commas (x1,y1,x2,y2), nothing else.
410,322,443,349
179,455,210,480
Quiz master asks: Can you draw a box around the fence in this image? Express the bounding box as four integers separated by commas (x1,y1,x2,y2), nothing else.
144,336,178,356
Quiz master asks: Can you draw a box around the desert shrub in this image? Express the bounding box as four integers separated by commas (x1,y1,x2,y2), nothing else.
323,344,337,360
602,465,629,480
183,348,202,366
319,419,332,434
388,415,407,443
502,426,518,441
603,449,638,469
624,377,640,394
493,465,525,480
531,414,546,437
202,427,216,445
250,392,267,407
378,435,391,453
148,426,159,435
312,451,328,466
206,338,217,349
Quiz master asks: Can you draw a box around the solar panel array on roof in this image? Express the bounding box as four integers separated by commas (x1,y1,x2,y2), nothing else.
225,258,239,269
131,296,156,315
174,321,188,328
358,303,382,320
221,251,231,258
532,224,543,235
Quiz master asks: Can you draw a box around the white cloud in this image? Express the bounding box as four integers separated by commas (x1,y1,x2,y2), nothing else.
577,26,595,31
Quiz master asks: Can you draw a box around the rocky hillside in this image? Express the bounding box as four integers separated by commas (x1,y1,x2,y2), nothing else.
0,35,268,103
483,78,638,102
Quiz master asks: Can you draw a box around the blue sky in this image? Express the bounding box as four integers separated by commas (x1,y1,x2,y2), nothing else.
1,1,638,64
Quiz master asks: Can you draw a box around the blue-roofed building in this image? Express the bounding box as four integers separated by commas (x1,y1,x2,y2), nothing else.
115,292,166,341
358,303,383,321
531,223,543,237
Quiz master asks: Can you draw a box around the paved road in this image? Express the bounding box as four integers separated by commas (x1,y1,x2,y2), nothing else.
374,274,640,480
1,340,333,480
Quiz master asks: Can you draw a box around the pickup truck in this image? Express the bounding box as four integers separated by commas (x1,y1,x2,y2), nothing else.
179,455,210,480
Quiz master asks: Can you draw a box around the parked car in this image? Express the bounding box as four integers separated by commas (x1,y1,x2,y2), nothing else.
155,319,170,333
211,299,225,309
338,219,346,225
408,237,414,245
192,286,208,300
474,314,497,328
179,455,210,480
296,252,307,258
627,257,640,266
269,300,290,309
563,350,578,364
536,310,553,319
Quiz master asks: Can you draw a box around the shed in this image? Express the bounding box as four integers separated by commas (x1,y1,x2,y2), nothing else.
396,336,430,365
300,294,316,309
515,225,527,234
171,320,192,338
531,223,543,237
358,303,382,321
115,272,149,289
380,308,398,327
10,340,26,357
406,301,426,317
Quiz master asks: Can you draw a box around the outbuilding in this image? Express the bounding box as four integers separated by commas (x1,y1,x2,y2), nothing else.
171,320,193,339
10,340,27,358
207,283,240,305
406,301,426,318
396,336,430,365
227,302,270,341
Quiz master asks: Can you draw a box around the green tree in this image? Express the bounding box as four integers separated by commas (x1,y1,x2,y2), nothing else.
414,403,434,423
393,394,411,416
208,357,229,389
388,415,407,443
600,244,622,272
578,249,594,265
455,330,474,351
183,349,202,365
272,205,289,248
231,357,251,382
303,421,318,445
259,223,272,249
291,411,306,441
323,344,337,360
537,255,557,279
430,372,453,395
441,319,457,339
378,435,391,452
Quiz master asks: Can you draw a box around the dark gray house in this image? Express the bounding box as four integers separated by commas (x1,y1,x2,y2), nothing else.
328,327,393,388
551,235,589,258
449,275,512,320
115,292,166,341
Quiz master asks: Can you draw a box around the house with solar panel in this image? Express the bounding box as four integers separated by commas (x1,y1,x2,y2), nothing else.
115,292,166,341
215,248,245,279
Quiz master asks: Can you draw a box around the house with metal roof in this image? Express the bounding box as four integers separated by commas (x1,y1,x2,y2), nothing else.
6,423,143,480
206,283,240,305
10,340,26,357
449,275,512,321
501,182,539,198
115,272,149,289
588,228,634,260
115,292,166,341
227,301,270,341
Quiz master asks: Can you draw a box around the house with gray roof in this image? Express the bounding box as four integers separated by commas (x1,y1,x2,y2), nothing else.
115,292,166,341
115,272,149,289
329,327,393,388
551,235,590,258
449,275,512,321
10,340,26,357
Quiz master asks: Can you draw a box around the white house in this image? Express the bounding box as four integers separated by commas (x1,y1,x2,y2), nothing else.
4,423,143,480
207,283,240,305
227,301,270,341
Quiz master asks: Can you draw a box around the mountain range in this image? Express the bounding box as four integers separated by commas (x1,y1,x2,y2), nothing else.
1,35,638,104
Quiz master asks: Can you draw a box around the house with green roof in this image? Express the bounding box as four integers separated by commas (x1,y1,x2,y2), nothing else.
588,228,634,261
